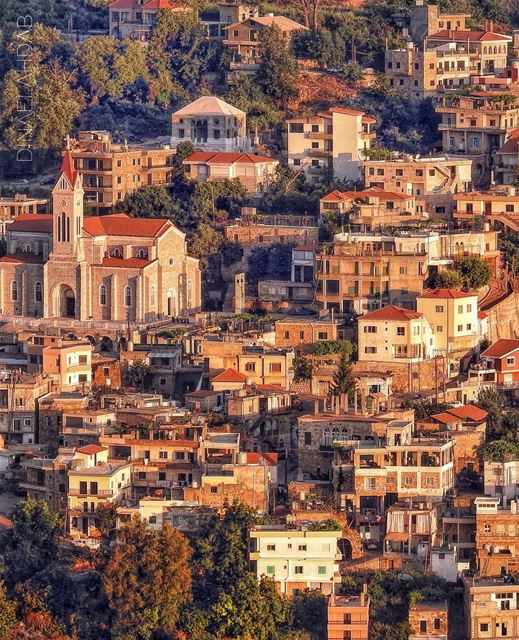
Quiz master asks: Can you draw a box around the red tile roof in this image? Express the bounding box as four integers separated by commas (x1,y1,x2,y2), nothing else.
329,107,367,116
109,0,185,8
431,412,460,424
0,252,44,264
257,384,285,392
246,452,278,466
185,151,276,165
321,187,411,202
101,257,150,269
0,515,12,529
76,444,107,455
446,405,488,421
212,368,248,383
185,390,221,398
478,311,489,319
418,288,474,299
429,29,511,42
360,305,423,321
9,214,53,234
83,214,172,238
481,338,519,358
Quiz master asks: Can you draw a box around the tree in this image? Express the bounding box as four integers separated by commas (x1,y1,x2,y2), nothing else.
456,256,491,291
101,518,192,640
431,269,463,290
257,26,299,107
115,186,178,219
0,580,17,640
126,362,153,391
477,387,505,438
95,502,118,540
331,353,356,399
313,339,355,356
1,498,61,587
292,590,326,639
293,354,313,382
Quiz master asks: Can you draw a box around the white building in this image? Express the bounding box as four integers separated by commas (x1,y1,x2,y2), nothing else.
249,525,342,596
171,96,250,152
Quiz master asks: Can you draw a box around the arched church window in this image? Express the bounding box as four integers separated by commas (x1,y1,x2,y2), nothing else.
34,282,42,303
11,281,18,302
99,285,107,306
124,286,132,307
150,285,156,306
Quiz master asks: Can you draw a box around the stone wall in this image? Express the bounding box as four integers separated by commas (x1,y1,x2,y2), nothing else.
484,287,519,342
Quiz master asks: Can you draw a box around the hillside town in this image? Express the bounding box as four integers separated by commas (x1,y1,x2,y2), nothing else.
4,0,519,639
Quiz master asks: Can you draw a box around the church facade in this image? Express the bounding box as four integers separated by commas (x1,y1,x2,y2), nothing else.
0,152,201,323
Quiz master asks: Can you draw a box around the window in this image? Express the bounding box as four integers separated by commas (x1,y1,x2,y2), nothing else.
484,524,491,533
364,477,376,489
364,346,377,354
210,486,218,494
480,623,489,632
318,566,326,575
99,285,107,305
326,280,339,295
457,324,463,332
507,357,515,366
458,305,463,313
467,304,472,312
364,326,377,333
149,516,157,524
266,544,276,551
317,332,328,340
435,305,444,313
245,362,256,372
11,280,17,302
304,432,312,445
397,327,405,336
420,621,427,633
266,566,275,574
289,123,304,133
138,471,146,479
471,137,480,148
34,282,42,302
270,363,282,373
159,451,168,459
124,286,131,307
466,323,472,331
294,566,303,574
436,325,443,332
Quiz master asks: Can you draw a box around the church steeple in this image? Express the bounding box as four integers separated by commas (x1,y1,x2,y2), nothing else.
51,148,84,257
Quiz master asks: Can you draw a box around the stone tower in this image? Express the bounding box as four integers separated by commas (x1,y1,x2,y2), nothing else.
51,149,84,259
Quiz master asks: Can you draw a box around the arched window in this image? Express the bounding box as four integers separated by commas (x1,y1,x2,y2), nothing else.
24,244,32,253
137,249,146,259
113,248,122,258
150,285,156,306
99,285,107,306
483,46,487,54
11,281,18,302
124,286,131,307
34,282,42,303
187,279,193,307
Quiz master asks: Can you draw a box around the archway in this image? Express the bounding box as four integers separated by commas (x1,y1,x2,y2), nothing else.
100,336,114,352
52,285,75,318
85,335,96,347
338,538,353,561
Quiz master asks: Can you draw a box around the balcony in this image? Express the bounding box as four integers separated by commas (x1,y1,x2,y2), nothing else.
307,132,332,140
68,488,115,497
308,149,332,157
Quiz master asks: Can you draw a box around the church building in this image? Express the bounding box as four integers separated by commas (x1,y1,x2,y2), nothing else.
0,151,201,322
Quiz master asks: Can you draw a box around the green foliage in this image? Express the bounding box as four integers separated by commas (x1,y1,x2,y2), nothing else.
101,518,192,640
156,328,185,341
312,339,355,356
0,580,17,640
401,399,451,421
331,353,356,398
247,243,295,285
293,354,314,382
455,256,492,291
499,229,519,274
479,440,519,462
308,519,342,531
477,387,505,438
221,241,244,267
430,269,463,290
292,590,326,639
95,502,118,539
257,26,299,107
1,498,61,587
126,361,154,391
225,74,283,131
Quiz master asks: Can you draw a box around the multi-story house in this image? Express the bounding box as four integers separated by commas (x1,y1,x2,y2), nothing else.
474,496,519,576
454,188,519,229
0,194,47,236
286,107,376,182
42,341,93,392
320,187,422,232
462,570,519,640
20,448,76,512
495,133,519,184
363,156,473,219
416,289,480,375
210,348,295,389
333,436,455,516
327,587,370,640
68,445,132,538
59,410,117,448
484,459,519,499
357,305,434,363
316,232,429,314
171,96,250,152
201,3,259,39
0,372,50,445
183,151,278,195
478,339,519,388
435,93,519,170
222,14,307,72
248,525,342,596
70,131,175,214
225,211,319,250
384,500,439,557
108,0,190,41
409,602,448,640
